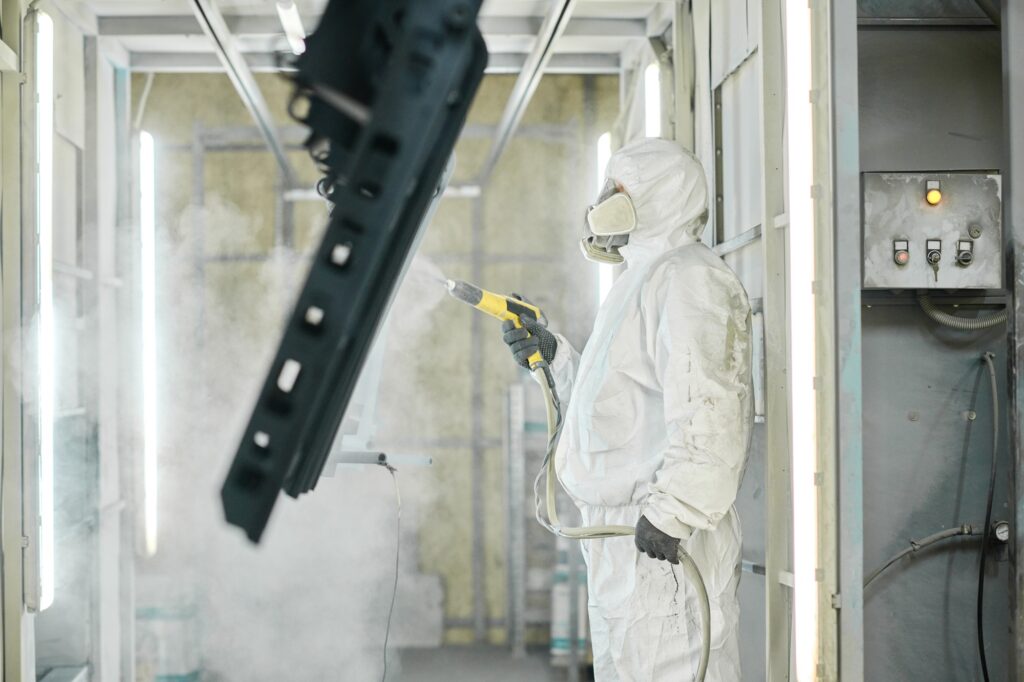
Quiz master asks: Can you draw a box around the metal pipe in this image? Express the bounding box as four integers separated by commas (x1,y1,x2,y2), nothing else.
478,0,580,184
189,0,296,186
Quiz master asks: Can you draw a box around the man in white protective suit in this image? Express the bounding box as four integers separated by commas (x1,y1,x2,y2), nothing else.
502,138,753,681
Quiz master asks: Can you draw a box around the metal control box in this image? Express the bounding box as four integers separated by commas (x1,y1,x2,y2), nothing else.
862,172,1002,290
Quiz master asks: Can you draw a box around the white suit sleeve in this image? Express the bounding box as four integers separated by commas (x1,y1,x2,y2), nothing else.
548,333,581,404
642,264,752,540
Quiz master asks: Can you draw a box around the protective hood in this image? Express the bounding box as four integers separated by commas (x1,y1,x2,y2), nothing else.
603,138,709,263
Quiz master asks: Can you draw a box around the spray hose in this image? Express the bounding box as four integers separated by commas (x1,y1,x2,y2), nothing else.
529,364,712,682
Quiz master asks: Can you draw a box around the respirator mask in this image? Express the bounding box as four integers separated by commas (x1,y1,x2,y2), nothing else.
580,180,637,264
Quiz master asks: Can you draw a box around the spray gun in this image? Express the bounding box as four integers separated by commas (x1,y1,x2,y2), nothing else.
445,279,548,370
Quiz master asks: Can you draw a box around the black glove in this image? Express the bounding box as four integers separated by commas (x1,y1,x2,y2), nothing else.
502,317,557,369
635,515,681,564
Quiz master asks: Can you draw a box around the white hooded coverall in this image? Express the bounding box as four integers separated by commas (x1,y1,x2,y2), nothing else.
549,138,753,681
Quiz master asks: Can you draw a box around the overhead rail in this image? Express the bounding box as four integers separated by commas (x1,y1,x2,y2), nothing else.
189,0,296,185
478,0,579,184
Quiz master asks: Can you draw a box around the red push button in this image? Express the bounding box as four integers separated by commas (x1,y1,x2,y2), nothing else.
894,250,910,266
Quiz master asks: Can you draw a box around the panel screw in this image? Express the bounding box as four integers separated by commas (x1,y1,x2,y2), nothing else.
969,225,983,239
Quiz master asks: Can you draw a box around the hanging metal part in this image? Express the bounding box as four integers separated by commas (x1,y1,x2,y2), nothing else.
478,0,579,184
189,0,296,186
220,0,487,543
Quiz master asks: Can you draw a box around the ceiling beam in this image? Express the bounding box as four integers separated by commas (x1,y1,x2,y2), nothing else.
130,50,620,75
98,13,644,40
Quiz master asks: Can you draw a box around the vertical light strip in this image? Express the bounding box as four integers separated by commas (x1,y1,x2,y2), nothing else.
596,132,614,304
140,131,159,557
644,62,662,138
275,1,306,56
35,10,56,613
784,0,818,679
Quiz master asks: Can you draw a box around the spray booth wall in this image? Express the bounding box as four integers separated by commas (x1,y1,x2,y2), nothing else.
858,27,1010,681
129,71,618,678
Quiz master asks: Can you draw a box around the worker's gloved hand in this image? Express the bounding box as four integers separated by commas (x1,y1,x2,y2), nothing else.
635,515,681,564
502,316,557,369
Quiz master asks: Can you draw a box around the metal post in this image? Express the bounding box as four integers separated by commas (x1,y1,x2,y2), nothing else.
567,542,581,682
192,123,206,350
758,0,794,679
809,0,845,673
470,196,487,642
1,0,27,675
672,0,696,151
505,385,527,657
832,0,864,679
113,63,138,682
84,35,125,682
1002,0,1024,677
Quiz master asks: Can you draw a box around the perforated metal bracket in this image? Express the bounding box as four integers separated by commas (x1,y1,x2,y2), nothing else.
221,0,487,542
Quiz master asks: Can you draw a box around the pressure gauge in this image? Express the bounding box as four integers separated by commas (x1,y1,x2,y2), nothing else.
994,520,1011,544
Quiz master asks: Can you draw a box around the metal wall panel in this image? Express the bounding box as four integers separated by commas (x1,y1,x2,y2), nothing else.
858,25,1010,682
54,11,86,149
734,427,767,681
722,53,764,241
711,0,750,87
720,52,764,301
859,29,1003,172
857,0,987,19
862,305,1010,681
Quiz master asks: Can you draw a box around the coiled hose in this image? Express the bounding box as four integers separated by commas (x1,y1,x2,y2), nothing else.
529,366,712,682
917,294,1007,331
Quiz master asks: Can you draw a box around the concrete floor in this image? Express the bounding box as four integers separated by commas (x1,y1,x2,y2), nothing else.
394,646,575,681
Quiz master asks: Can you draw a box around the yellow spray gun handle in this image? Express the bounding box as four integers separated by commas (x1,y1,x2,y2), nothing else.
447,279,546,368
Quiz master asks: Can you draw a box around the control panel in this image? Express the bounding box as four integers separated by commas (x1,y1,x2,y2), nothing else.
862,172,1002,290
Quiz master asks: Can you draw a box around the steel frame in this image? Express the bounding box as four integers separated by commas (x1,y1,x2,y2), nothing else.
758,0,793,677
128,50,621,76
1,0,27,676
1003,0,1024,677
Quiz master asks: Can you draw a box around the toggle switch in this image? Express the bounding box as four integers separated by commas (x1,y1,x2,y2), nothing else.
956,240,974,267
893,240,910,266
926,239,942,282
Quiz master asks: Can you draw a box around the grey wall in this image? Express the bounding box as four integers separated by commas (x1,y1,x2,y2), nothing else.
862,306,1010,681
858,27,1010,681
859,28,1003,172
